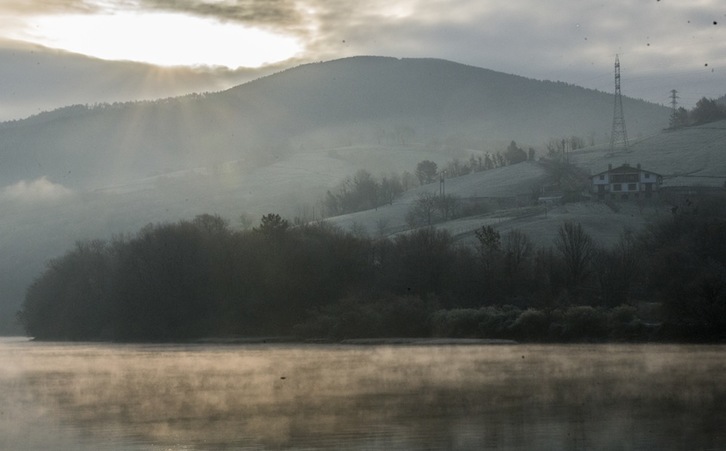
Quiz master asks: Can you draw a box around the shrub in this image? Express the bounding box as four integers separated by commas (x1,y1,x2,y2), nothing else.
431,309,481,338
477,306,521,338
607,304,645,340
559,306,608,341
430,306,521,339
511,309,550,341
294,294,435,340
375,295,434,337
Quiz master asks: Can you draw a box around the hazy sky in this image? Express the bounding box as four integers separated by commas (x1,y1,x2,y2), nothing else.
1,0,724,120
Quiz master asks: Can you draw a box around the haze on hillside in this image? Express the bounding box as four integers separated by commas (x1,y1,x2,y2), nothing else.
0,56,722,335
0,57,669,189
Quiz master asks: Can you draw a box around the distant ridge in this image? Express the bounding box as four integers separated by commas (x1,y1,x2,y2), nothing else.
0,56,669,190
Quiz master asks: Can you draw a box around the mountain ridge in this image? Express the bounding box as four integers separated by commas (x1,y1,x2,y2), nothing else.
0,56,669,190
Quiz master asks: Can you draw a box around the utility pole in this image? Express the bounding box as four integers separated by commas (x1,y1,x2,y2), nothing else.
609,54,629,153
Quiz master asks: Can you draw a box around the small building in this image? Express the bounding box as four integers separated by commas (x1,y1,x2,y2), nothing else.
590,163,662,200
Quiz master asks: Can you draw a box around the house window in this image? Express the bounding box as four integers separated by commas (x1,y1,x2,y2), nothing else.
599,175,605,180
645,173,651,179
628,183,636,191
613,184,621,191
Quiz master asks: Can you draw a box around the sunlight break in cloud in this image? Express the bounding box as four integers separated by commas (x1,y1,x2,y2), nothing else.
3,177,73,202
13,9,302,68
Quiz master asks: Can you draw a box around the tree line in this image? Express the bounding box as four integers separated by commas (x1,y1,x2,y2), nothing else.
322,141,536,218
18,201,726,342
320,135,607,222
670,96,726,129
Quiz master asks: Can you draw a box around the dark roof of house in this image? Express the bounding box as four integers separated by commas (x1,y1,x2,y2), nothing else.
590,163,662,179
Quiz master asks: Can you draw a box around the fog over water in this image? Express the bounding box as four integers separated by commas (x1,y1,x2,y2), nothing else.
1,338,724,450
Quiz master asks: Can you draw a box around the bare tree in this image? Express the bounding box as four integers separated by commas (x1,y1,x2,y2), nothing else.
436,194,460,221
594,228,640,306
401,171,418,191
554,221,594,288
380,174,403,205
406,192,439,227
503,229,533,277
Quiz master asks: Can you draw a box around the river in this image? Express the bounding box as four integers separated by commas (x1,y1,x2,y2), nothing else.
1,337,724,450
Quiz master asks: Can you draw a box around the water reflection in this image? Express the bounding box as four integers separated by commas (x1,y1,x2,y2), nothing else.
1,338,725,450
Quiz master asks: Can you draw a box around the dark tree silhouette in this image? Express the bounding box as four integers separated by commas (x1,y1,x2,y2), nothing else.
669,106,690,129
505,141,527,165
415,160,438,184
692,97,725,124
20,240,113,340
254,213,290,236
475,225,501,272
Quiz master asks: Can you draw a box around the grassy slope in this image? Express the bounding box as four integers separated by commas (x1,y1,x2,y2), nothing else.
326,120,726,249
0,56,670,190
574,121,726,186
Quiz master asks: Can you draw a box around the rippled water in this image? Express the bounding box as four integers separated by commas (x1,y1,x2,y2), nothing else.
1,337,725,450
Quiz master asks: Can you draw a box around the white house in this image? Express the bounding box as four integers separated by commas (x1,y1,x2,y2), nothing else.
590,163,662,199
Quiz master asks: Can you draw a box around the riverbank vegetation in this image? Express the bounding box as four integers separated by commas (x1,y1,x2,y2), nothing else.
17,199,726,342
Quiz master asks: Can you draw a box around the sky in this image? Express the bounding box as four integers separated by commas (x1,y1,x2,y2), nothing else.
0,0,724,121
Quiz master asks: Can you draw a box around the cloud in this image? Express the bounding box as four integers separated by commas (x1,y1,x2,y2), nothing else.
0,1,100,17
4,0,724,76
135,0,305,29
2,177,73,202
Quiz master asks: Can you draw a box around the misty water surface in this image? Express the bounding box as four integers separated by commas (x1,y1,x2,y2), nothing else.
1,338,724,450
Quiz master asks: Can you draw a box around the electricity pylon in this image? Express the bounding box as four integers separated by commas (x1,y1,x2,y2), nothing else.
609,55,629,153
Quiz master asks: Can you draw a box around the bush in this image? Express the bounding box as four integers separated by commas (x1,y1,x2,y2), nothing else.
430,305,521,339
477,306,521,338
375,295,434,337
294,294,435,340
558,306,608,341
607,305,645,340
431,309,482,338
511,309,550,341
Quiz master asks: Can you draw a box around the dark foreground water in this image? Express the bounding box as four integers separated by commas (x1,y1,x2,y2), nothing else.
1,338,724,450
